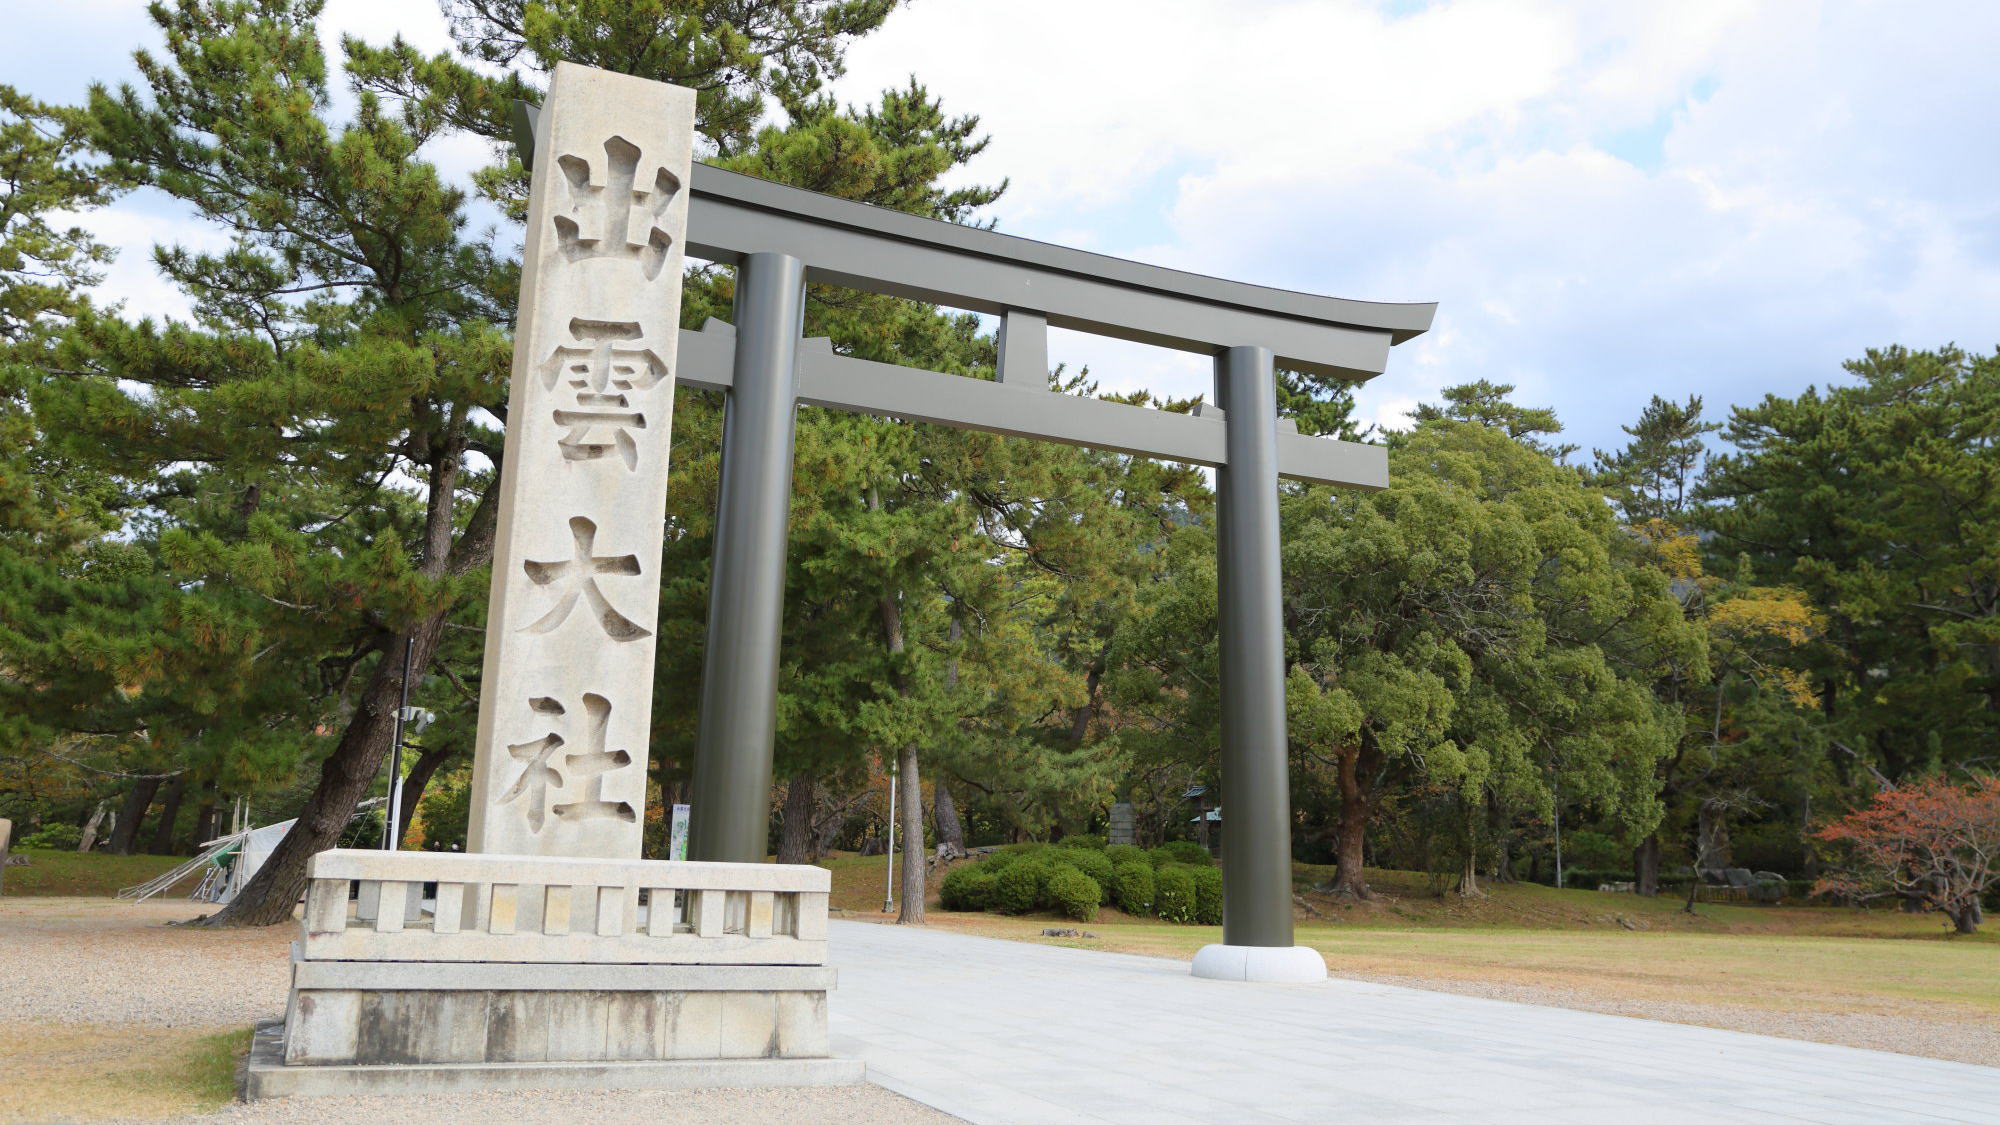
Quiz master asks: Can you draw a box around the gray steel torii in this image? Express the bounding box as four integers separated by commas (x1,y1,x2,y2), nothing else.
515,109,1433,969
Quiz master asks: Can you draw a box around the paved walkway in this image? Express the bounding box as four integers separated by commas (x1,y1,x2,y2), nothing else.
825,921,2000,1124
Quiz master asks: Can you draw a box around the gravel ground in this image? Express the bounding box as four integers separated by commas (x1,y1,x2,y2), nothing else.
170,1087,951,1124
1341,970,2000,1068
0,899,955,1123
0,900,293,1028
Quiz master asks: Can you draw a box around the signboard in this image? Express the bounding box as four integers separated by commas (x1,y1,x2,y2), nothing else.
669,804,690,862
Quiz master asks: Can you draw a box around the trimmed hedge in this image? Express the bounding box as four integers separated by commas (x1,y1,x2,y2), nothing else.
1149,841,1212,868
1046,864,1102,922
994,860,1044,914
940,864,997,911
1104,844,1147,868
1110,861,1155,915
1154,864,1198,922
931,839,1220,925
1057,834,1107,850
1190,865,1224,925
1052,847,1115,885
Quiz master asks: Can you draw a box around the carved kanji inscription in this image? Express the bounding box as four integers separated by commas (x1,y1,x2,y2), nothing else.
553,135,682,280
499,696,569,833
466,63,694,859
542,318,667,470
521,516,650,640
497,693,637,833
551,692,637,825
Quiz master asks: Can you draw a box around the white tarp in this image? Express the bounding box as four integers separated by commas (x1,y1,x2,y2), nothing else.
217,818,295,903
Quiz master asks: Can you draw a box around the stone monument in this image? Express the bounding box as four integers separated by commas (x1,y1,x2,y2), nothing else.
248,63,858,1097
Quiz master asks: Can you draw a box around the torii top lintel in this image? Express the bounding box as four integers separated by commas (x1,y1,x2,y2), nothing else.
684,162,1435,382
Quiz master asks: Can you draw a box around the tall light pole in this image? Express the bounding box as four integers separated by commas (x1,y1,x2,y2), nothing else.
383,636,415,850
882,755,898,914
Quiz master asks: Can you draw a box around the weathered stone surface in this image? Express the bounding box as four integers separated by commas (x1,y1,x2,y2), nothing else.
291,960,835,992
464,61,697,861
248,1020,865,1099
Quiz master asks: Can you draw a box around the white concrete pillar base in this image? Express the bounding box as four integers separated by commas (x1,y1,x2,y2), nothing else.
1190,944,1327,983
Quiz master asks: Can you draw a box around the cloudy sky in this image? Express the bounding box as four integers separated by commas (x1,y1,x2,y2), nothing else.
9,0,1996,456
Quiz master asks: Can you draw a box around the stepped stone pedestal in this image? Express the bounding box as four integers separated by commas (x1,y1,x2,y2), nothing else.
246,850,863,1098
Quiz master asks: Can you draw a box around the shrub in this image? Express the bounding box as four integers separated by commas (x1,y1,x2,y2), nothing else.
1052,847,1115,885
1154,864,1198,922
1045,864,1101,922
1104,844,1147,868
940,864,998,912
19,823,82,850
1561,868,1635,891
993,861,1043,914
1190,865,1224,925
1000,841,1048,854
980,849,1022,874
1057,834,1106,850
1148,842,1213,869
1110,861,1155,916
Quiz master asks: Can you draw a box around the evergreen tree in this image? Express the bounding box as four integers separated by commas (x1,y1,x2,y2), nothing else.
1699,347,2000,788
1593,394,1719,525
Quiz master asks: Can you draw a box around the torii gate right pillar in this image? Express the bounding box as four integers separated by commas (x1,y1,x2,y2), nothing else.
1193,345,1329,983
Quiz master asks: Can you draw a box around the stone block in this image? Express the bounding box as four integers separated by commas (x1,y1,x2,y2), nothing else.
669,991,722,1059
717,991,778,1058
484,991,552,1063
285,989,359,1063
245,1018,865,1100
774,991,829,1058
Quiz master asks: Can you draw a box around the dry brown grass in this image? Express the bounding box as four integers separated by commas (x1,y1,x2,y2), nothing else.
0,1023,248,1123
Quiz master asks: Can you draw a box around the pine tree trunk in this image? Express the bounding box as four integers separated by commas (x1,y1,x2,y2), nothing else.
149,779,187,855
933,777,964,856
109,777,161,856
1633,833,1661,896
1329,743,1375,899
869,515,926,926
77,801,107,852
199,616,447,926
897,742,924,924
395,743,458,848
190,788,217,850
199,420,488,926
777,774,816,865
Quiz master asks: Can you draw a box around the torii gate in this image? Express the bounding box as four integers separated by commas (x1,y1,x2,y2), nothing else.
482,63,1432,983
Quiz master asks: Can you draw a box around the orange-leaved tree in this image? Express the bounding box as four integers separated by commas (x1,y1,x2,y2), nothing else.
1813,774,2000,934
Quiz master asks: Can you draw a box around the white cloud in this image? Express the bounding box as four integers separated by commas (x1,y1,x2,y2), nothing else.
11,0,1996,458
834,0,2000,451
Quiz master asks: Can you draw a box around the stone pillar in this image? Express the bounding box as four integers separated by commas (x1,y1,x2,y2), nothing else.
465,63,696,861
1107,803,1136,847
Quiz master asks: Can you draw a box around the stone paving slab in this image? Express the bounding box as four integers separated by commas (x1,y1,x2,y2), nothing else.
824,921,2000,1124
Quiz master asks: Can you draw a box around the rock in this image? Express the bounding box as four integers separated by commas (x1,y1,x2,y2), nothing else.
1040,928,1098,939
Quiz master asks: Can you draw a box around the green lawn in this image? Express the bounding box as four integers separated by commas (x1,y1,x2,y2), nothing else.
823,851,2000,1027
0,849,200,897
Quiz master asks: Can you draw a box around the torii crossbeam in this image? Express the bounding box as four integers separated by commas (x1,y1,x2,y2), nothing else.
514,102,1434,981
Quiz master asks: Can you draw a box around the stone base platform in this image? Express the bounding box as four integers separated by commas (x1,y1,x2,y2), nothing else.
253,850,862,1100
245,1020,866,1098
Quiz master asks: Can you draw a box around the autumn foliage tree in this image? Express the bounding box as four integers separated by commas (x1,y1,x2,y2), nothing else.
1813,774,2000,934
